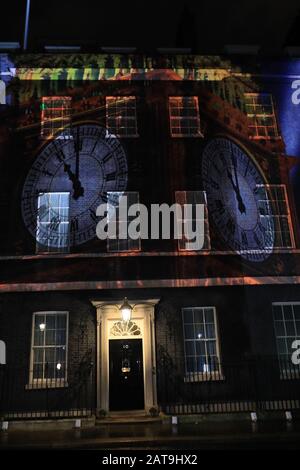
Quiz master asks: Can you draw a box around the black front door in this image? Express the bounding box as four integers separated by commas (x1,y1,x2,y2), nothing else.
109,339,144,411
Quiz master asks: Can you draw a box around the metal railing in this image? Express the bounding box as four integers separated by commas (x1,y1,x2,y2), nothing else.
0,357,299,419
0,362,94,420
156,356,300,414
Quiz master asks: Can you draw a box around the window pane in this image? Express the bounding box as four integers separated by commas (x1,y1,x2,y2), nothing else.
283,305,293,321
293,305,300,321
274,321,285,336
45,329,55,346
185,341,195,356
183,309,194,323
193,309,203,323
34,329,44,346
285,321,296,336
206,323,216,339
207,340,217,356
195,341,206,355
56,329,66,345
204,308,214,323
194,324,205,339
33,348,43,363
46,315,56,329
184,324,194,340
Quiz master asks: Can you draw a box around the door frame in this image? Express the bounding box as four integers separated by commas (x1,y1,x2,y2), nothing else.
91,299,159,414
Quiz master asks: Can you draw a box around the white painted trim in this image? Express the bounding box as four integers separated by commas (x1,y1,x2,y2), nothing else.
28,311,69,388
182,306,223,379
272,301,300,306
91,299,159,415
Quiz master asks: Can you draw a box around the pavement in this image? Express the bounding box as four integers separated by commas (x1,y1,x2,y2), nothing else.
1,419,300,450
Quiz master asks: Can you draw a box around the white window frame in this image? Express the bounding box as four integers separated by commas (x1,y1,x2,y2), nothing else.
36,192,70,254
28,311,69,389
41,96,72,139
175,191,211,251
257,184,295,250
244,93,279,140
107,191,141,253
169,96,203,138
272,302,300,380
106,96,138,137
182,306,223,382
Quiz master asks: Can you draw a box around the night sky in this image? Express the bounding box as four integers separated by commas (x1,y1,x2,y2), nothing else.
1,0,300,52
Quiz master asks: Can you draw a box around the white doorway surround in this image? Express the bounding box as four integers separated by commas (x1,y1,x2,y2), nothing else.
91,299,159,415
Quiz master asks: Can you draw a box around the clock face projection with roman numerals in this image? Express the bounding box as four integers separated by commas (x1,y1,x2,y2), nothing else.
21,123,128,248
202,137,275,262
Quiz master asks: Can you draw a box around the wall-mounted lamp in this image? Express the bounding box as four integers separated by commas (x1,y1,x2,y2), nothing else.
119,297,133,322
39,323,46,332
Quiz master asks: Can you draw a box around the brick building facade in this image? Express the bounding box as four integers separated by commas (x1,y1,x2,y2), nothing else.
0,53,300,419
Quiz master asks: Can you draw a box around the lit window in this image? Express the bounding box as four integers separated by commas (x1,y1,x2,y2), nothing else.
257,185,295,249
182,307,222,381
41,96,72,139
36,192,70,253
244,93,278,139
169,97,202,137
175,191,210,251
106,96,138,137
30,312,68,387
273,303,300,379
107,191,141,252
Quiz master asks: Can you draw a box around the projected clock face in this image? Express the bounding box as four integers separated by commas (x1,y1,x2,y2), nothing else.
21,123,128,247
202,137,274,261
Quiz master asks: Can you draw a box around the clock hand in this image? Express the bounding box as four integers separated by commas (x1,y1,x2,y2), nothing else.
55,151,84,200
63,161,84,200
229,144,247,214
226,169,246,214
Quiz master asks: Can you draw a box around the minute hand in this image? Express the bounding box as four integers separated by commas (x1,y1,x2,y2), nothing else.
226,169,246,214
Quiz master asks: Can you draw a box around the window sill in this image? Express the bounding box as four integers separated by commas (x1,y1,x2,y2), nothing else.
171,133,204,138
248,136,281,141
184,373,225,383
26,381,68,390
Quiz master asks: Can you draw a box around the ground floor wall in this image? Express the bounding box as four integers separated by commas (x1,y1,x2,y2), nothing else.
0,284,299,417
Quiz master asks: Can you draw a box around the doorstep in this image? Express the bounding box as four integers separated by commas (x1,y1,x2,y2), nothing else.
96,413,163,425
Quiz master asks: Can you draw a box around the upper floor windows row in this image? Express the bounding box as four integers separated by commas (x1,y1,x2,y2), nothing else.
40,93,279,140
35,185,295,254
